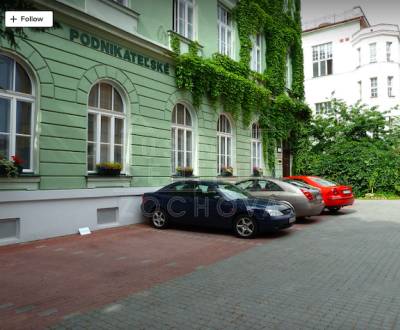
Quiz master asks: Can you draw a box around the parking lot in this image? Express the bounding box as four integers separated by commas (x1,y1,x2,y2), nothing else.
1,200,400,329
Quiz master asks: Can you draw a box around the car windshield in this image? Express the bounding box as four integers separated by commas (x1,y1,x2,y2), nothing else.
217,183,250,200
311,177,337,187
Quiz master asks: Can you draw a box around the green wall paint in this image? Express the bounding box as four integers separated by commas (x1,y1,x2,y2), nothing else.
0,0,287,190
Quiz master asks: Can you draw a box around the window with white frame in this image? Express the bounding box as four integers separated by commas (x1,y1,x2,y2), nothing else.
370,77,378,98
87,82,125,172
315,102,332,115
0,54,34,171
312,42,332,77
218,4,234,58
388,76,394,97
358,80,362,100
369,43,377,63
171,103,193,173
251,123,262,170
173,0,194,40
386,42,392,62
217,114,233,173
285,50,293,90
250,34,262,73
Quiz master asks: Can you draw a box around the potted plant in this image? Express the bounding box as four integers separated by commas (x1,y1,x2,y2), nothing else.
220,166,234,177
253,167,263,177
0,156,18,177
12,155,24,175
176,166,193,177
95,162,122,176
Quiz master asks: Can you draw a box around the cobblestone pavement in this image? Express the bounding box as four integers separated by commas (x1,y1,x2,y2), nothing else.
49,200,400,330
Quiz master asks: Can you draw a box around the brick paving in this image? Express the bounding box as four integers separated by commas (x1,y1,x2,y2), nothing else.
2,201,400,329
0,221,289,330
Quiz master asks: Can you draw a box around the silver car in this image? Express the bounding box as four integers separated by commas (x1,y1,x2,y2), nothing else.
236,178,325,218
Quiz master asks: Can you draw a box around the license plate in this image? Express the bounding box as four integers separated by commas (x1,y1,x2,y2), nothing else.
289,217,296,224
343,190,351,194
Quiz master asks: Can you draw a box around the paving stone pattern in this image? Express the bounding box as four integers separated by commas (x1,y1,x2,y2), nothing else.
54,201,400,329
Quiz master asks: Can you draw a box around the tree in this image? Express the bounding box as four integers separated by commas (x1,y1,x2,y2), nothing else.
296,99,400,196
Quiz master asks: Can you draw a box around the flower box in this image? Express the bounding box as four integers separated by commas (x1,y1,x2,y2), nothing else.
96,162,122,176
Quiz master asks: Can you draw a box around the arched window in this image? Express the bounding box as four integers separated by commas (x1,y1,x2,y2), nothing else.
87,82,125,172
171,103,193,173
217,114,232,173
251,123,263,169
0,54,34,171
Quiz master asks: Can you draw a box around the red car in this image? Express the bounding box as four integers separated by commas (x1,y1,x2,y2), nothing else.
284,176,354,212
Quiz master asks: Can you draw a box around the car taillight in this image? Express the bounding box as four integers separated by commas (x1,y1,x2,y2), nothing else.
300,188,314,201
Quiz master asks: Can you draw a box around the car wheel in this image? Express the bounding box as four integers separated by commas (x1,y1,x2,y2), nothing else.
328,207,340,213
151,209,169,229
234,215,258,238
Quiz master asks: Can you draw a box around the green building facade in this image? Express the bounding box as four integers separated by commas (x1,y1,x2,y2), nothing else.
0,0,307,244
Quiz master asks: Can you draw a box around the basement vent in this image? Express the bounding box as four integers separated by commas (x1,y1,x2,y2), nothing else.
0,218,20,240
97,207,118,226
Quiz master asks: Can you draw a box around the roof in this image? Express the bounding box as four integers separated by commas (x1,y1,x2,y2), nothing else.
302,6,370,33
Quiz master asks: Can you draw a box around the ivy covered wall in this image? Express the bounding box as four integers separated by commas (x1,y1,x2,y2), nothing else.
172,0,310,175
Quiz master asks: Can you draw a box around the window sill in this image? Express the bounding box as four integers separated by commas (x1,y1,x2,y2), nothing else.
168,30,203,56
86,175,132,188
0,175,40,190
172,175,199,182
97,0,140,18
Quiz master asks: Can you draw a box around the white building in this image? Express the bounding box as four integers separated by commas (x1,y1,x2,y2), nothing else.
302,7,400,120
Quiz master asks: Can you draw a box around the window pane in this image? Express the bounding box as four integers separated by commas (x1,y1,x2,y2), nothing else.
327,59,333,75
100,144,109,162
15,135,30,168
114,118,123,144
114,145,122,164
15,62,32,94
113,89,123,112
16,101,32,135
186,130,192,152
177,104,185,125
100,83,112,110
178,151,184,167
88,113,96,142
186,151,192,167
227,137,231,158
178,129,184,151
0,55,13,90
320,61,326,76
87,142,96,171
171,128,176,150
0,98,10,133
185,108,192,126
313,62,319,77
100,116,110,143
89,84,99,107
0,134,9,158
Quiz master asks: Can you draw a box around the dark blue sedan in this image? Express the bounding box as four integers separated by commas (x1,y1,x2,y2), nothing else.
141,180,296,238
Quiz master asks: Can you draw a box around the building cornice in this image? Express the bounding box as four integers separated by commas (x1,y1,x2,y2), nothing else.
33,0,174,62
352,24,400,45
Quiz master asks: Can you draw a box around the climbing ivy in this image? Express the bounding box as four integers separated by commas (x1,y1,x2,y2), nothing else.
173,0,310,175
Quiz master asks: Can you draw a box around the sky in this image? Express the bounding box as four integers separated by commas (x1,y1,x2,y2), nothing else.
301,0,400,28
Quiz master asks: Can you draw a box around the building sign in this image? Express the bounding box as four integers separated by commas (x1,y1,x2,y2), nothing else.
69,28,170,75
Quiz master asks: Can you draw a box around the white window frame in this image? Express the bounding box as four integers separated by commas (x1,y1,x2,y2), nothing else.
251,123,263,170
370,77,378,98
285,50,293,90
171,103,194,174
386,42,392,62
218,3,234,59
312,42,332,77
0,57,35,172
315,102,332,115
250,34,262,73
217,114,233,174
388,76,394,97
369,43,377,63
174,0,195,40
87,82,126,173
